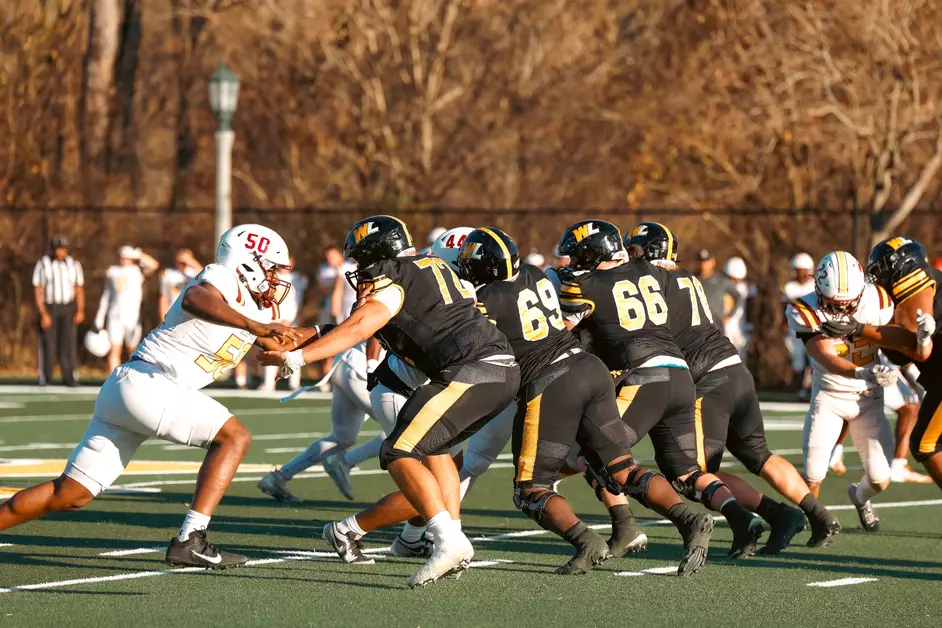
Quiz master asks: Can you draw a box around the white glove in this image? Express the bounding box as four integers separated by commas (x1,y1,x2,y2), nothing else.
279,349,306,380
854,364,900,387
917,309,936,348
366,358,380,374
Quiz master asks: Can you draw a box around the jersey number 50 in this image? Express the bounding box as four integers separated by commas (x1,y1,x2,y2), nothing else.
195,334,251,380
613,276,668,331
518,278,566,341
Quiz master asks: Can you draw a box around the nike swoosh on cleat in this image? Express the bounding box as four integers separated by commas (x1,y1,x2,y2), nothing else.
191,550,222,564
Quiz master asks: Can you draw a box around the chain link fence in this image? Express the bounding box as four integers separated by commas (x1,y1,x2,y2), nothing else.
1,206,939,388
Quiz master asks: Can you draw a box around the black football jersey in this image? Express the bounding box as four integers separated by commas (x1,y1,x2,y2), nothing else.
359,254,512,378
665,268,740,382
890,266,941,384
559,259,684,372
476,264,578,388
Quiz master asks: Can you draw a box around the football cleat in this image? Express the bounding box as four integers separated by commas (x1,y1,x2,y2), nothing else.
322,454,355,500
890,463,933,484
675,512,715,576
556,529,612,576
258,469,302,504
391,534,433,559
607,527,648,558
806,513,842,548
758,505,807,555
848,484,880,532
407,534,474,588
165,530,247,570
728,515,764,559
322,522,375,564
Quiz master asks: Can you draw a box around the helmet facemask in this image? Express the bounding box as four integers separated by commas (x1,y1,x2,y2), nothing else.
818,292,863,318
240,253,292,307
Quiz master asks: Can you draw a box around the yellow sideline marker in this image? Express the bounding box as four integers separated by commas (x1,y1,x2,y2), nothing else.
0,459,272,479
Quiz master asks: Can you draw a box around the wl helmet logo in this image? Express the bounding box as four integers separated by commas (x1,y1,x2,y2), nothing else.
353,221,379,243
573,222,600,242
461,242,484,259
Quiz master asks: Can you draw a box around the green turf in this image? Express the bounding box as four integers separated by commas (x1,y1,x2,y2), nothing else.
1,392,941,627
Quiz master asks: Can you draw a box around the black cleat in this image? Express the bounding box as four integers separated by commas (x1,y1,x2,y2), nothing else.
165,530,247,570
807,514,842,548
607,527,648,558
323,522,375,564
676,512,715,576
727,513,764,559
556,529,612,576
758,505,807,555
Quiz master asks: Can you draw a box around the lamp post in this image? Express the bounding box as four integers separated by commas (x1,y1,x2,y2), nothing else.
208,61,240,248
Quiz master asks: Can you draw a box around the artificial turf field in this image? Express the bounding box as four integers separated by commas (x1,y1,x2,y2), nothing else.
0,387,941,627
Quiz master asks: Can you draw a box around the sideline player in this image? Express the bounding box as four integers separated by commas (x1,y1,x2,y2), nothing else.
556,220,763,559
94,246,160,372
458,227,715,575
0,225,304,568
782,253,816,401
625,223,840,551
786,251,908,532
825,238,939,488
260,216,520,588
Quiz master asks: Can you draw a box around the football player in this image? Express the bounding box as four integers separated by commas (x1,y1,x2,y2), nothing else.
823,238,940,488
0,225,306,568
786,251,911,532
556,220,763,559
259,216,520,588
782,253,816,401
626,223,840,552
458,227,715,575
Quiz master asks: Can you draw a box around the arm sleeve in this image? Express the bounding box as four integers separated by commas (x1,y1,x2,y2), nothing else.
558,275,595,318
197,264,243,306
32,261,44,287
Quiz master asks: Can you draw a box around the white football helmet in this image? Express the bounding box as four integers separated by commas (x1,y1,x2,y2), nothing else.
815,251,867,317
216,224,292,306
427,226,447,245
791,252,814,271
724,256,747,280
84,329,111,358
430,227,474,272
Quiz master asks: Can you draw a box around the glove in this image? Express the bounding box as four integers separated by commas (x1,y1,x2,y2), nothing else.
917,309,936,348
279,349,306,380
819,318,865,339
854,364,899,387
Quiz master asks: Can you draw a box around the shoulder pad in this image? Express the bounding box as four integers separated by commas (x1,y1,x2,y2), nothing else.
892,267,937,305
785,296,822,334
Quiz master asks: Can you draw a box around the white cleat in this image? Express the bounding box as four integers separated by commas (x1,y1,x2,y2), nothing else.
322,454,355,500
258,469,302,504
407,534,474,588
890,463,933,484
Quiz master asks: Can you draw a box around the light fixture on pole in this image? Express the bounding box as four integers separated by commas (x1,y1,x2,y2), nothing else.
208,60,240,249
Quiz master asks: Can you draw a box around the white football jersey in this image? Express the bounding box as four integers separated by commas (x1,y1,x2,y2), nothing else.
276,270,308,324
785,284,894,393
103,264,145,324
160,268,197,307
781,279,815,303
133,264,278,390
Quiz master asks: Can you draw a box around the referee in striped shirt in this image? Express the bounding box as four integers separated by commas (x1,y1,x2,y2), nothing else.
33,235,85,386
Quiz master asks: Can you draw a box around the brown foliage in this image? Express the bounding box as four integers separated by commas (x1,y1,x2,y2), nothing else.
0,0,940,384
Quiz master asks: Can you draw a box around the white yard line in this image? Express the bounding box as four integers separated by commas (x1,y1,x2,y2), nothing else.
0,385,332,402
0,544,14,548
0,406,328,425
99,547,164,557
807,577,878,588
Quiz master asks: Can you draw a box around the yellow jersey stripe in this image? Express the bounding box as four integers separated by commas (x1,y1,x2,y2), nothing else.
392,381,472,453
479,227,513,279
918,398,942,455
694,397,706,471
893,269,928,295
615,385,640,418
516,394,543,483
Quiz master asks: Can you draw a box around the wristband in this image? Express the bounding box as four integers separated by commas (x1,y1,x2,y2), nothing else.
285,349,307,372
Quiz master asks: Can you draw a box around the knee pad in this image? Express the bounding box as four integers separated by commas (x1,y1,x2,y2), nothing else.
513,486,559,526
671,470,705,501
584,457,635,500
621,468,657,508
699,480,727,506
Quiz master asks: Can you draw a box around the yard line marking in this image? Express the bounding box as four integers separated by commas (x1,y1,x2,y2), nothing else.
0,544,13,548
642,566,679,575
0,403,24,409
271,550,342,558
0,567,206,593
100,547,163,557
614,571,646,577
807,577,878,588
0,406,329,424
467,559,514,568
0,385,334,402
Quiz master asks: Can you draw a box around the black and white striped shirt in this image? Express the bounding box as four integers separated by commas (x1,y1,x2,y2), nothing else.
32,255,84,305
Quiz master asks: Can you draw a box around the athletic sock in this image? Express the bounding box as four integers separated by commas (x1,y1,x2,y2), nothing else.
666,502,692,525
856,480,879,504
720,498,755,530
891,458,907,474
608,504,637,538
755,495,781,520
798,493,829,521
562,521,591,548
400,521,426,543
178,509,211,541
426,511,456,542
829,444,844,467
336,515,366,540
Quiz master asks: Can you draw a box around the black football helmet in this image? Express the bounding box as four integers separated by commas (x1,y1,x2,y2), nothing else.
343,215,414,287
557,220,625,271
457,227,520,286
624,222,679,263
867,237,930,291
